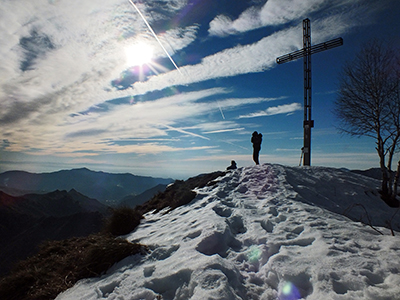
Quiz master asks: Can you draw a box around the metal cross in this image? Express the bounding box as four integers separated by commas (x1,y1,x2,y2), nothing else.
276,18,343,166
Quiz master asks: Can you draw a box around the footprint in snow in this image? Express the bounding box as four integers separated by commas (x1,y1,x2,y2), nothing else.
213,205,232,217
226,215,246,235
149,244,180,260
261,219,274,233
268,206,279,217
285,225,305,240
184,230,202,240
236,185,248,193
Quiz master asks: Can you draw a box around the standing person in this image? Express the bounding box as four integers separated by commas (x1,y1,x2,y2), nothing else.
251,131,262,165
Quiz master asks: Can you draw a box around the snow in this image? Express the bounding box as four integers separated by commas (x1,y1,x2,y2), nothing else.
56,164,400,300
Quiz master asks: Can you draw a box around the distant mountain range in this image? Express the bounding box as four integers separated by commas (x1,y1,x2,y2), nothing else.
0,189,110,276
0,168,174,205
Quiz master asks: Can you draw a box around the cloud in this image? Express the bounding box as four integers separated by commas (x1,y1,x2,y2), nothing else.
122,26,302,97
208,0,366,37
100,144,217,155
0,0,361,135
203,128,245,134
275,148,300,152
0,0,199,129
186,120,248,135
239,103,302,118
0,0,383,166
162,124,210,141
2,86,281,157
120,6,365,99
65,129,108,139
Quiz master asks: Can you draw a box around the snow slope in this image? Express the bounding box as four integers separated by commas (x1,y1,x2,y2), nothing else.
56,164,400,300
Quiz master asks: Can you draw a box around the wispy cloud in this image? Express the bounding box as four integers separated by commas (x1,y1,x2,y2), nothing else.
2,85,283,156
208,0,365,37
0,0,199,129
239,103,302,119
123,27,302,97
162,124,210,141
119,7,369,99
275,148,301,152
203,128,245,134
186,120,243,133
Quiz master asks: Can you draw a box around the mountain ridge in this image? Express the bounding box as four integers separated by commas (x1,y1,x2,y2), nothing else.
0,168,174,205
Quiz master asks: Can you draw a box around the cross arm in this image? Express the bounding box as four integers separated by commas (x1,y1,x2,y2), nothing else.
276,37,343,64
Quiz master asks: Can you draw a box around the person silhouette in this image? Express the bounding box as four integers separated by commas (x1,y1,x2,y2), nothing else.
226,160,237,170
251,131,262,165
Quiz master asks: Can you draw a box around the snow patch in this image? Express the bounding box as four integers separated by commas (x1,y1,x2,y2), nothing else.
56,164,400,300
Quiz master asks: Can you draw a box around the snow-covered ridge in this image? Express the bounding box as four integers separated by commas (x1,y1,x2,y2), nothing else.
57,164,400,300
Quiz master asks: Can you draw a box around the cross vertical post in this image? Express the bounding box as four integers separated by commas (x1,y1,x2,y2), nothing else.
303,18,312,166
276,18,343,166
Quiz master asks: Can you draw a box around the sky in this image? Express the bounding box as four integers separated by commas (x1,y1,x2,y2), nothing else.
1,0,400,179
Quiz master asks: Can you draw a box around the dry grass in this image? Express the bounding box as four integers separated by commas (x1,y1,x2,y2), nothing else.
0,234,147,300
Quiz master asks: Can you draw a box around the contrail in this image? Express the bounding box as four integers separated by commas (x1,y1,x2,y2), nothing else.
161,124,210,140
128,1,226,120
216,100,225,119
128,0,182,74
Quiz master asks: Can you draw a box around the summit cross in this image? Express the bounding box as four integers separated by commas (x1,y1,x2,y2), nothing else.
276,18,343,166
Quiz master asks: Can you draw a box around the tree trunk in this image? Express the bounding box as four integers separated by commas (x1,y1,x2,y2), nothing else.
394,160,400,200
377,137,389,195
381,167,390,195
387,134,400,196
387,145,394,195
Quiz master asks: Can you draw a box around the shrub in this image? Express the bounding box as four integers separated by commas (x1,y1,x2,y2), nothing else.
104,206,143,236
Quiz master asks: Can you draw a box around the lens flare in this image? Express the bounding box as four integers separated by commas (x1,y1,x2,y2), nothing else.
247,245,262,263
279,281,301,300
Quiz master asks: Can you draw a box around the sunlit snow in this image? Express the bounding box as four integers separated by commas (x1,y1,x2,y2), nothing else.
56,164,400,300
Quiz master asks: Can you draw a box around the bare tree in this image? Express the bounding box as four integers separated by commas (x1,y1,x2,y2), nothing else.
334,41,400,200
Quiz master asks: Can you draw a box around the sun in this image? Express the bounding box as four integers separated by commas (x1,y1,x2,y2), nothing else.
125,42,154,67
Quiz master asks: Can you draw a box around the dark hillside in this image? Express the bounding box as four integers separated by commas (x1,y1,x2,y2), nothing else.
0,190,110,276
135,171,226,214
351,168,383,180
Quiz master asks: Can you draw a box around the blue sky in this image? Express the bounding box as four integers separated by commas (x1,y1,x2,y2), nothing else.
0,0,399,179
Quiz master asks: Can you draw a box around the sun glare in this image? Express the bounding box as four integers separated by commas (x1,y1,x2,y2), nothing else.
125,42,154,67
